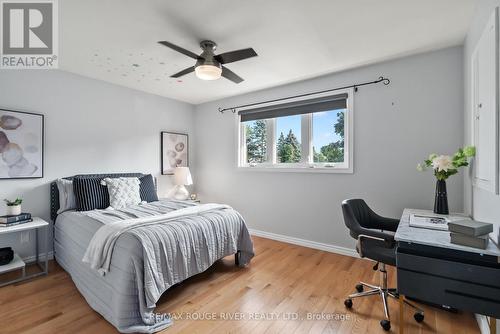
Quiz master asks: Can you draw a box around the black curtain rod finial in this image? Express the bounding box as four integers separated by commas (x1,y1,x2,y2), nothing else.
379,76,390,85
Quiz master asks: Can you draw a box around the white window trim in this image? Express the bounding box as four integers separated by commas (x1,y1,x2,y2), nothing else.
235,88,354,174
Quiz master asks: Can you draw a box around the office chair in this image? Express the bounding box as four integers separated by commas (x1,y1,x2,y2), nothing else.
342,199,424,331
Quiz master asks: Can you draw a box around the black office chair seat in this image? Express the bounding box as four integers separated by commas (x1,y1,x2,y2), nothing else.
358,237,396,267
342,199,424,331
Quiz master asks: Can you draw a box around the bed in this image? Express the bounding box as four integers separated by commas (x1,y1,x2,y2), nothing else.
51,173,254,333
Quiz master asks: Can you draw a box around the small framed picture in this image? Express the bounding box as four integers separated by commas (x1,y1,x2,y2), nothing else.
0,109,44,179
161,131,188,175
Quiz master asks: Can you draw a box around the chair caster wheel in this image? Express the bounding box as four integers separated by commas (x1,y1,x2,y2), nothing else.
414,312,424,323
344,298,353,309
355,284,363,292
380,319,391,331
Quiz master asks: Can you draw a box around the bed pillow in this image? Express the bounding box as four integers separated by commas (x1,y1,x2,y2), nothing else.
73,177,110,211
101,177,141,209
139,174,158,202
56,179,77,214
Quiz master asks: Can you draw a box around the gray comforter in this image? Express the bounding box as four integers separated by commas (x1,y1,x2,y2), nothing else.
54,199,254,333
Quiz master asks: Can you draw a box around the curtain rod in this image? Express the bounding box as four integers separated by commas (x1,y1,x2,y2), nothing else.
218,76,390,114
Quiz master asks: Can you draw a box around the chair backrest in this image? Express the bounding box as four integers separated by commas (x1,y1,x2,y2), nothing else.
342,198,376,239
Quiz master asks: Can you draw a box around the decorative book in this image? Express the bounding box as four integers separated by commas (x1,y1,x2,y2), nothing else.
0,218,33,227
409,214,449,231
448,219,493,237
450,232,489,249
0,213,31,224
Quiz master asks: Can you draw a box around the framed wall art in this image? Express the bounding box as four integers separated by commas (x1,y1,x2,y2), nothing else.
161,131,188,175
0,109,44,179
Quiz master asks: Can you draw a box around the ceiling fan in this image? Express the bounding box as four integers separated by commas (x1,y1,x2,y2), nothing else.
158,40,257,83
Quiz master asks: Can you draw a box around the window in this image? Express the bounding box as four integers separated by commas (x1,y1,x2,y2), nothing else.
243,120,267,164
312,110,345,164
276,115,302,163
238,88,353,172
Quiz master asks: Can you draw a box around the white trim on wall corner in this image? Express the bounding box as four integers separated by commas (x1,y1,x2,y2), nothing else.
248,228,359,258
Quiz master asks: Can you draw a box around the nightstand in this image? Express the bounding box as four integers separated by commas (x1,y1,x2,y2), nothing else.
0,217,49,287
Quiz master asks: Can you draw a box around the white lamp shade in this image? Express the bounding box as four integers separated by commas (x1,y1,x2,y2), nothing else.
195,65,222,80
174,167,193,186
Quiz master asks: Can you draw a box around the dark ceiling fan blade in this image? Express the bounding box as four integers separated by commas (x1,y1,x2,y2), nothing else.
158,41,200,59
221,66,244,83
171,66,195,78
215,48,257,64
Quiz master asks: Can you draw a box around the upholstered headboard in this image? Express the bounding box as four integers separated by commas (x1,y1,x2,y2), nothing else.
50,173,155,222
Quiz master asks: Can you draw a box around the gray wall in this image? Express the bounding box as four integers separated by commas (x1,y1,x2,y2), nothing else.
0,70,195,259
194,47,464,250
463,0,500,224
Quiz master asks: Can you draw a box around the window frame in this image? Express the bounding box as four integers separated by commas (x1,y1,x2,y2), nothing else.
236,88,354,173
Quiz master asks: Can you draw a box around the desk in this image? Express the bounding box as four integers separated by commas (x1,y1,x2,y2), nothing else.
395,209,500,334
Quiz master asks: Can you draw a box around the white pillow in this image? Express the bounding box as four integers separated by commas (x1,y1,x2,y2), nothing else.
101,177,141,209
56,179,77,214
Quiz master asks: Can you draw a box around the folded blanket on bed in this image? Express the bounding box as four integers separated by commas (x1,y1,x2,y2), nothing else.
82,200,254,311
83,203,229,273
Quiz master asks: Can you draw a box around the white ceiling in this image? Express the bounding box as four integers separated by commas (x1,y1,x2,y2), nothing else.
60,0,477,104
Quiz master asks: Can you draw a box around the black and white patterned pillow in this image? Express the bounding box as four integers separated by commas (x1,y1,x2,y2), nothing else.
73,177,110,211
101,177,141,209
139,174,158,202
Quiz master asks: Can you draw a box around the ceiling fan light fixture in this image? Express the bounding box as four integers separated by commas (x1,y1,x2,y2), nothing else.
195,64,222,80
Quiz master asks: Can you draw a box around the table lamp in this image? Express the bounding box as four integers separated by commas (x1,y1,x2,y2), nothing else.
168,167,193,200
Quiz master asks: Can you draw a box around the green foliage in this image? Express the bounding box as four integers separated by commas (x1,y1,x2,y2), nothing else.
319,141,344,163
334,111,344,146
417,146,476,181
4,198,22,206
277,129,302,163
313,147,326,162
246,120,267,163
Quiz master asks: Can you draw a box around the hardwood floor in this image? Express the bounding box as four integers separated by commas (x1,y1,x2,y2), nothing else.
0,236,479,334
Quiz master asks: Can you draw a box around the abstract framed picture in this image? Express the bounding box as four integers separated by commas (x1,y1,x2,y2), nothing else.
161,131,188,175
0,109,44,179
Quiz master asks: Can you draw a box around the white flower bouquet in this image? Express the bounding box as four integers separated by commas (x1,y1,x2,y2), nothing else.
417,146,475,214
417,146,476,181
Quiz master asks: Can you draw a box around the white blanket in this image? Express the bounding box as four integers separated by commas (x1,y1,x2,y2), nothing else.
82,203,230,274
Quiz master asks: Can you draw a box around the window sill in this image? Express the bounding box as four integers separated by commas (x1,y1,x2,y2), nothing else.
237,165,353,174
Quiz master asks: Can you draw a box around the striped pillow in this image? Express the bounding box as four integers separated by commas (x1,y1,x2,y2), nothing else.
73,177,110,211
139,174,158,202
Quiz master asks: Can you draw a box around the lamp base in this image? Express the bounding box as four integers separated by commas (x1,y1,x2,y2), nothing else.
167,185,189,200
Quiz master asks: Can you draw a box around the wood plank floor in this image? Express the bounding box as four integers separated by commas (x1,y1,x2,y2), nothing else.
0,236,479,334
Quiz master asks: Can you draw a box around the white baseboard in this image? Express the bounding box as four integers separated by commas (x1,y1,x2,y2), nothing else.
248,228,359,258
22,251,54,263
